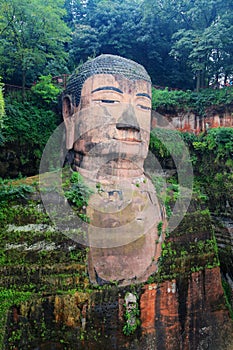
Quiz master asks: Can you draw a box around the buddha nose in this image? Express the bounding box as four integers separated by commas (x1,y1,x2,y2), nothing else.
116,105,140,132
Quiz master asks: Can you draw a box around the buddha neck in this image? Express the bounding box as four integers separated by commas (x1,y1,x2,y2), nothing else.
73,153,145,182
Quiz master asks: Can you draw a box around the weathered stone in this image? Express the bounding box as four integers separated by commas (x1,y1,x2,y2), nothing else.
62,55,166,285
152,107,233,134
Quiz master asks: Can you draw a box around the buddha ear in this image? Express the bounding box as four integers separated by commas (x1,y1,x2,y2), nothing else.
62,96,75,150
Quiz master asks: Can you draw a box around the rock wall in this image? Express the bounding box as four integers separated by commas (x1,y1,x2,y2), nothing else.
152,107,233,133
4,268,232,350
141,268,232,350
0,143,39,178
1,177,233,350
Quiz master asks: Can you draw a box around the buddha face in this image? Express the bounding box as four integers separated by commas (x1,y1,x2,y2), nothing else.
63,74,152,178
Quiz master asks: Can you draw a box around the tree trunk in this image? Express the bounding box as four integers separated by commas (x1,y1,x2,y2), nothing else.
201,70,205,89
224,74,228,85
22,70,26,101
196,70,201,92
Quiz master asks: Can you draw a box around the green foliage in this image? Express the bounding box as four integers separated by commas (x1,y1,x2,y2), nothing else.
185,127,233,213
149,126,233,216
64,172,93,211
4,94,59,146
152,87,191,110
64,0,233,89
0,288,32,348
189,88,233,115
157,221,163,237
0,178,35,222
151,175,166,197
2,93,59,172
152,87,233,114
0,179,34,201
31,75,62,104
204,128,233,159
0,78,5,147
123,292,140,336
0,0,70,88
0,0,233,90
150,128,185,159
222,280,233,320
157,235,220,282
151,175,181,220
68,0,142,70
169,0,233,90
182,127,233,163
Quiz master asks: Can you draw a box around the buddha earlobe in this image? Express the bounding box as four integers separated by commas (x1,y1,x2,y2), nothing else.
62,96,75,150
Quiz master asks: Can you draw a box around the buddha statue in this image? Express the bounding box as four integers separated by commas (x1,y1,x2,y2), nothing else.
62,55,165,285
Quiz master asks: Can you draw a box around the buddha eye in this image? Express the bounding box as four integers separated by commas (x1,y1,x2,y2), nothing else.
101,99,119,104
93,99,119,104
137,104,151,111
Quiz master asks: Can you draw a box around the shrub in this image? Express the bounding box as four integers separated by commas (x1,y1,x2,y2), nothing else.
150,128,186,159
64,172,93,210
31,75,62,104
2,94,59,173
152,87,190,110
152,86,233,115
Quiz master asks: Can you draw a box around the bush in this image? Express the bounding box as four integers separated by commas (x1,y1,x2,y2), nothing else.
152,87,190,110
2,94,59,173
152,86,233,114
186,128,233,213
0,178,34,202
31,75,62,104
64,172,93,210
150,128,186,159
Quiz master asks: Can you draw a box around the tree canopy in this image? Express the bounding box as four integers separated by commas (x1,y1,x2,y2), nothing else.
0,0,233,90
0,0,70,91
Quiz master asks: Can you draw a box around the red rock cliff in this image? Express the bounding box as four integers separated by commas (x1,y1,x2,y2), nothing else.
140,267,232,350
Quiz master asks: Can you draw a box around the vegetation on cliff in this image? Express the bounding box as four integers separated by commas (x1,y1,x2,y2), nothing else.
152,86,233,115
1,83,233,179
150,127,233,214
0,0,232,348
0,84,61,177
0,125,232,347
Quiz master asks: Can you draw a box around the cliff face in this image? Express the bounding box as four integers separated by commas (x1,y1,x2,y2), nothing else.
141,268,232,350
4,268,232,350
1,179,232,350
152,107,233,133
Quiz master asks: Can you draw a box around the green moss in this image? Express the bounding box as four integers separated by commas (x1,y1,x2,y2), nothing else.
146,204,220,284
0,288,33,348
222,279,233,320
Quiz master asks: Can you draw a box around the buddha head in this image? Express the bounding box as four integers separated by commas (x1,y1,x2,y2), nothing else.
62,54,152,179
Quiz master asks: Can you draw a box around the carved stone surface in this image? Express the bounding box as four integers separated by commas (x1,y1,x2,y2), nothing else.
62,55,165,285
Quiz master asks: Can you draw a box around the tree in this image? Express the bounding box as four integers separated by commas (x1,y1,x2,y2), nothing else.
139,0,194,88
65,0,233,89
67,0,144,72
0,0,71,92
170,0,233,90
